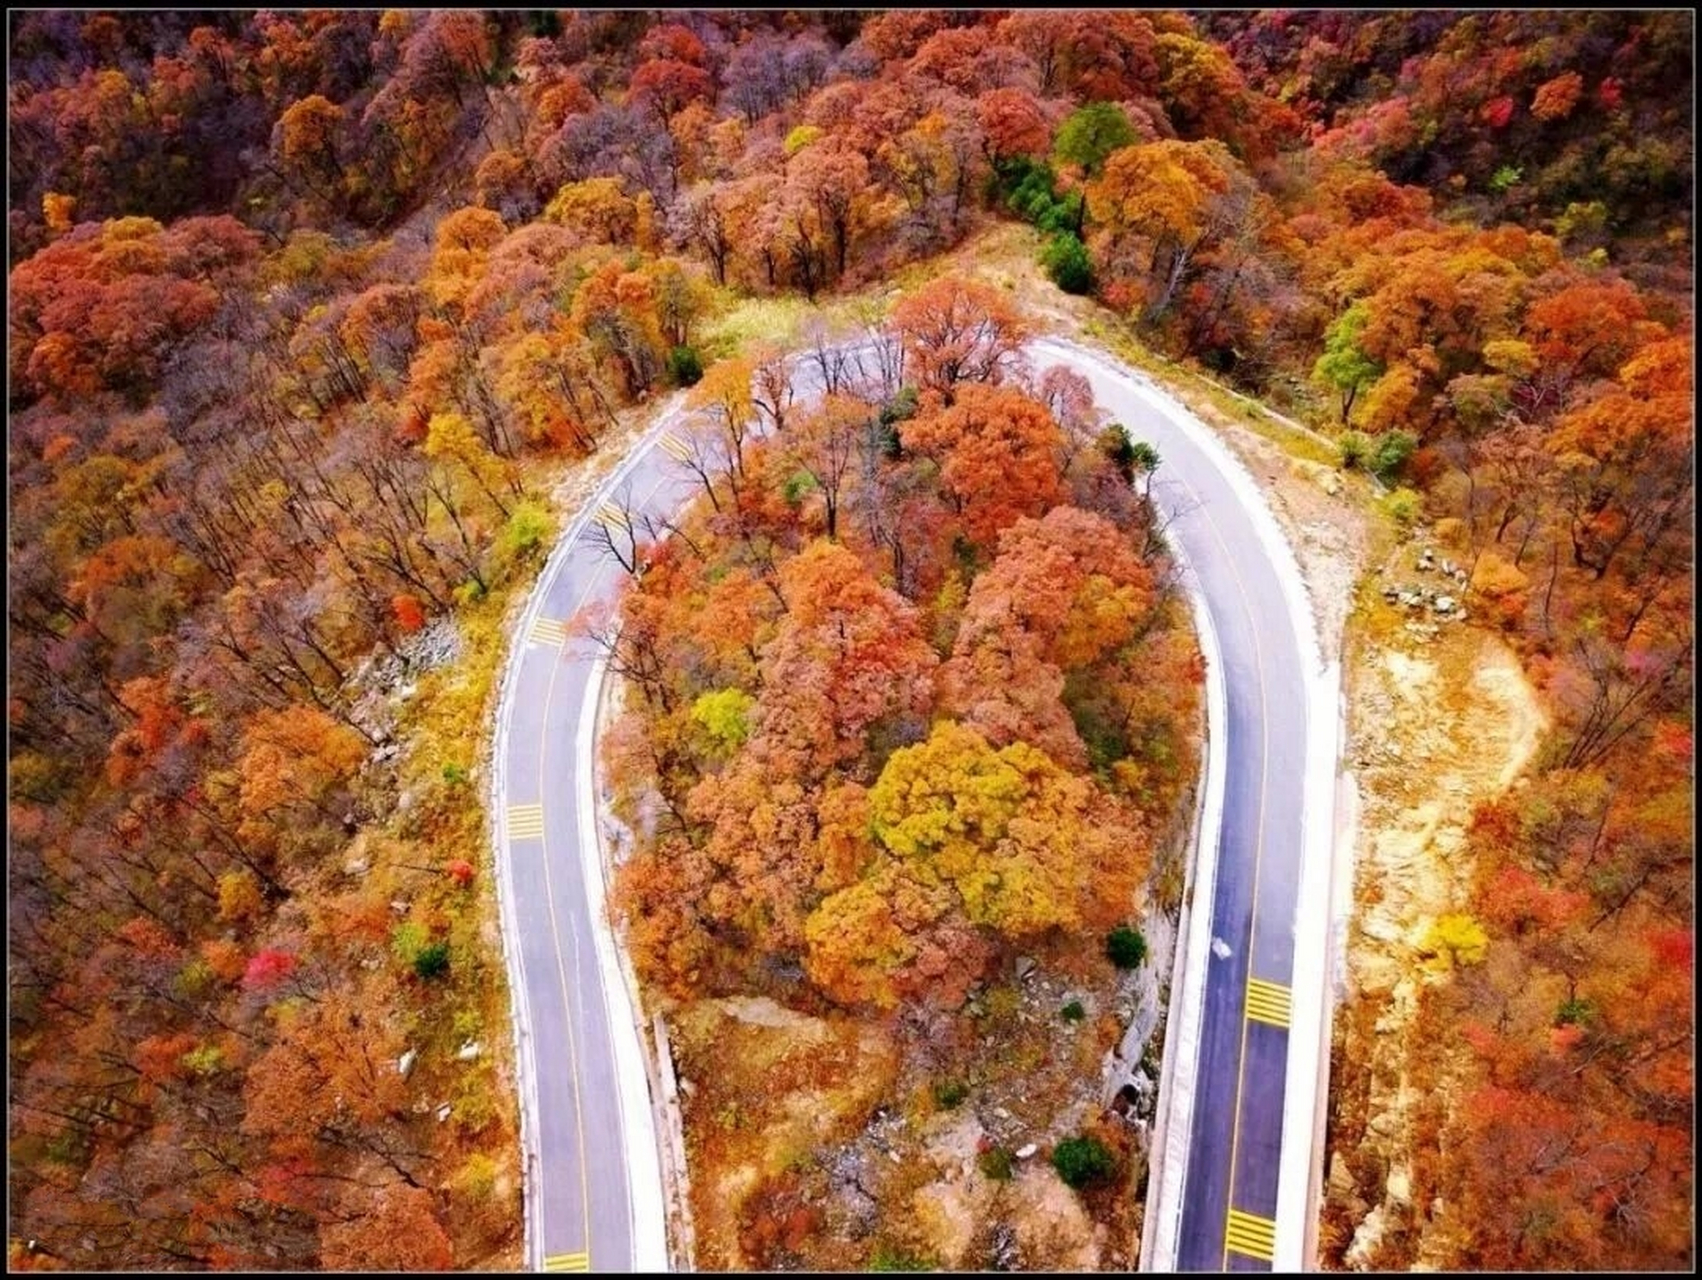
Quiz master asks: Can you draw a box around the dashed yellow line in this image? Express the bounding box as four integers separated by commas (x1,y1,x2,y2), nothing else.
529,616,568,647
1225,1207,1276,1261
507,803,545,841
659,431,693,462
1245,977,1292,1029
595,501,629,533
544,1250,589,1272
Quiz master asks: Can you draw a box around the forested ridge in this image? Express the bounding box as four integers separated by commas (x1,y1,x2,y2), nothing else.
7,9,1692,1272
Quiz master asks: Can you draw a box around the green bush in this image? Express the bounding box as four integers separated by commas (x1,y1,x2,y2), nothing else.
978,1146,1016,1181
412,940,451,980
1380,486,1424,529
1556,997,1595,1027
932,1079,969,1110
1040,232,1094,294
1339,430,1371,470
1035,192,1083,236
1098,423,1136,481
1105,924,1147,970
879,385,919,426
1061,999,1087,1023
667,344,703,387
1369,430,1417,484
1051,1134,1118,1189
499,501,552,561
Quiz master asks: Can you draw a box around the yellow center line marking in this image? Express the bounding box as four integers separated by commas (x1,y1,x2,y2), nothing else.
508,803,545,840
1226,1208,1277,1261
1245,977,1292,1028
544,1252,590,1272
530,616,569,647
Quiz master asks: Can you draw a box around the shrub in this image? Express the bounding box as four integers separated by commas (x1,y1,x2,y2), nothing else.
1052,1134,1118,1189
452,1153,499,1201
1105,924,1147,969
1061,999,1086,1023
983,984,1020,1022
781,469,818,505
978,1146,1015,1181
1556,997,1595,1027
1380,486,1423,529
1040,232,1094,294
878,385,919,426
1098,423,1136,481
869,1244,933,1272
391,920,428,965
1034,191,1083,236
932,1079,969,1109
1419,913,1488,971
783,124,823,156
667,344,703,386
1369,430,1417,483
180,1043,225,1077
499,501,552,560
1339,430,1370,470
413,940,451,980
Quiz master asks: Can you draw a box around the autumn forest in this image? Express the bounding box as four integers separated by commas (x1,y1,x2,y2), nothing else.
7,9,1694,1273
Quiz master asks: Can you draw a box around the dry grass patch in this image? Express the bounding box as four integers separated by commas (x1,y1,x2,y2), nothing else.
670,997,900,1270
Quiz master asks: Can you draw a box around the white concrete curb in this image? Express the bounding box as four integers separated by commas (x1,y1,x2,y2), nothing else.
1277,660,1342,1270
577,652,668,1273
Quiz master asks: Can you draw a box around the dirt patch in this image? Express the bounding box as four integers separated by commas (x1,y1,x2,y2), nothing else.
665,944,1150,1272
669,997,900,1270
1321,541,1548,1269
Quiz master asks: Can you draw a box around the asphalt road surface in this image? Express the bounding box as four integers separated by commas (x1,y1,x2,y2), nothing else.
1036,338,1311,1272
495,338,1315,1272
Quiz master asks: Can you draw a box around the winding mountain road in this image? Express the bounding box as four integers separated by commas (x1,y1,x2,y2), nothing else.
489,336,1336,1273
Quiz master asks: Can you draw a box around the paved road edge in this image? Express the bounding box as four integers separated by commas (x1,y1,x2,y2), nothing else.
1138,483,1230,1272
490,394,693,1273
577,650,668,1272
1035,336,1337,1271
